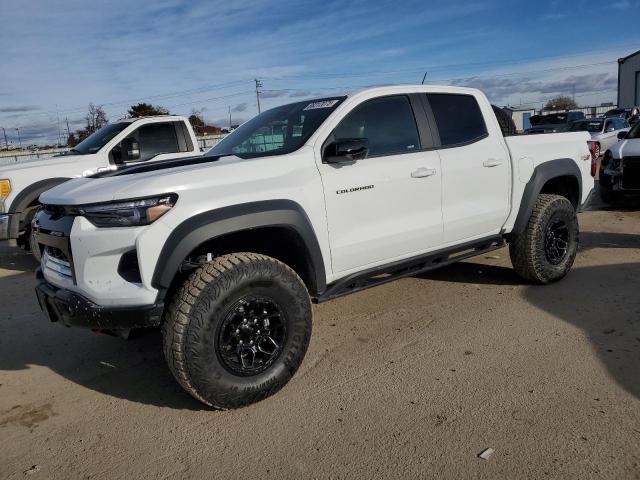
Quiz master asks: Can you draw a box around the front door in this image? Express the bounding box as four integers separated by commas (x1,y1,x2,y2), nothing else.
316,95,443,274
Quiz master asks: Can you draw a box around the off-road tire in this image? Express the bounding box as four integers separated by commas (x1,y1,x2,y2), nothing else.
492,105,518,136
162,253,312,409
509,194,578,284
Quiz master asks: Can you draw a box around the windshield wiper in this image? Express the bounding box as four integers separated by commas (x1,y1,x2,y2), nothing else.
69,148,83,154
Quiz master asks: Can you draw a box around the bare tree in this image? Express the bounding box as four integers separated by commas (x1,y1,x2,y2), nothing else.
85,103,108,134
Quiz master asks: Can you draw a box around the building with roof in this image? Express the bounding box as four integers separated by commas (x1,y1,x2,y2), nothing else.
618,49,640,108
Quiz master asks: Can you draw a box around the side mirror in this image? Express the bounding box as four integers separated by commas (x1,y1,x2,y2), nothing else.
617,131,627,140
324,138,369,164
605,126,615,133
121,137,140,162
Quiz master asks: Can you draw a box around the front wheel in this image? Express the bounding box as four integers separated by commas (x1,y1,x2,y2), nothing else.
509,194,579,284
162,253,312,409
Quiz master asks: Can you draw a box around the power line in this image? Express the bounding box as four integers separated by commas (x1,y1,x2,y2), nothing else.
12,43,631,122
261,40,640,81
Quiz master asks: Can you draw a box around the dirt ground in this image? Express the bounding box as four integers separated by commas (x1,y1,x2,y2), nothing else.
1,197,639,480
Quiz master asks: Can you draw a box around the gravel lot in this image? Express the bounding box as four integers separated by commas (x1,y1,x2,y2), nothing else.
1,197,639,479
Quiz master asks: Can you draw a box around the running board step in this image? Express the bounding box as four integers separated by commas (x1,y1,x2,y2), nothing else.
315,236,505,303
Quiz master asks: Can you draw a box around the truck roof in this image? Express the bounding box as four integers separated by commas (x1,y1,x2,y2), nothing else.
117,115,187,123
346,84,484,98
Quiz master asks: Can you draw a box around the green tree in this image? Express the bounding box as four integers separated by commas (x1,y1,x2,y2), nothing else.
544,95,578,111
188,109,205,135
127,102,170,117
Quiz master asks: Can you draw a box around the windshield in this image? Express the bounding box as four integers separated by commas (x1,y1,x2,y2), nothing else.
569,120,603,133
72,122,129,154
627,121,640,139
207,97,346,159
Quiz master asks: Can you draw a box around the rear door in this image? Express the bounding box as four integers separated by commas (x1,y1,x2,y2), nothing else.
316,95,443,274
426,93,510,244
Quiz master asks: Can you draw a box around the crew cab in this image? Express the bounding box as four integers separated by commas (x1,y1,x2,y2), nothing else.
33,86,594,409
0,115,200,249
599,120,640,202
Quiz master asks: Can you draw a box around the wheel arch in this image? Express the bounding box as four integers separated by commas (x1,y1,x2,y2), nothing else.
511,158,582,235
151,200,327,297
7,177,70,237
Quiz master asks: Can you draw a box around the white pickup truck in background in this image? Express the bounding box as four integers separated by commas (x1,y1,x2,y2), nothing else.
33,85,595,409
0,115,201,249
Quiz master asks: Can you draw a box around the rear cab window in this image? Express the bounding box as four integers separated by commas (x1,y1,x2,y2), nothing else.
427,93,488,147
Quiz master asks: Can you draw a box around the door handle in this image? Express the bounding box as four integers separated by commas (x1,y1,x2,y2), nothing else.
411,167,437,178
483,158,503,167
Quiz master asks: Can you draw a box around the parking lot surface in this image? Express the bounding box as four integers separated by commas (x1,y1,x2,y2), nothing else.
1,200,639,479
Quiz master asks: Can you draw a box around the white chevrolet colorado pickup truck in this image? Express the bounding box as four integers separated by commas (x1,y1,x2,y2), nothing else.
0,115,200,250
33,86,594,409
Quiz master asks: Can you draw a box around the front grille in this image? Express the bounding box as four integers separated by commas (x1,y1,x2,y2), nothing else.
43,247,73,279
622,156,640,189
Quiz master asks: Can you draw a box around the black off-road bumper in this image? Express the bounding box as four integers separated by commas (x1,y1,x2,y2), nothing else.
35,269,164,329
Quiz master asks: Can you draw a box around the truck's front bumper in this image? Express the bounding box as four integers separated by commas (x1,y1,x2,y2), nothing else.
35,269,164,330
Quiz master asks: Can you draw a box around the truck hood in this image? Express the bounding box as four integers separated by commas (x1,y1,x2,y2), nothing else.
0,153,97,175
39,154,247,205
609,138,640,158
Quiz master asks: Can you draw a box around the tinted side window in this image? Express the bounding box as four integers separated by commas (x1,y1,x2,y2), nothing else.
334,95,420,157
135,123,179,161
427,93,487,146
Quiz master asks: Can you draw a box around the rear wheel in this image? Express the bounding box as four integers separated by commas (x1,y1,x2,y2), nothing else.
509,194,579,284
162,253,312,409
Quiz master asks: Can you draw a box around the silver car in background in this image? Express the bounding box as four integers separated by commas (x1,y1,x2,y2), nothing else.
569,117,630,157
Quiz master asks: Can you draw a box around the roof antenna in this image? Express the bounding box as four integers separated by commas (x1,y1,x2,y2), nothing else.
421,71,428,84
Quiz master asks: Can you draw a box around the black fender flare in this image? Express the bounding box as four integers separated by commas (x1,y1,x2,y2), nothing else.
7,177,70,237
511,158,582,235
151,199,327,295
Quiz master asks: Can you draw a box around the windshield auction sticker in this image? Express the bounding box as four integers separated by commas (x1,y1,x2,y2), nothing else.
303,100,340,110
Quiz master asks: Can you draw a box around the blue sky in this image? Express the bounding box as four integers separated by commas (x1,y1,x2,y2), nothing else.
1,0,639,144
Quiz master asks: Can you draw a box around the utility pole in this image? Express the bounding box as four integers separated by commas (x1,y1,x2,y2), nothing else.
65,117,71,143
56,104,62,146
254,78,263,114
1,127,8,151
15,128,22,149
228,106,232,130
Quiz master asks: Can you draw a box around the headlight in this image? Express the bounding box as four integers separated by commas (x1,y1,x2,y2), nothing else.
0,179,11,213
78,194,177,228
